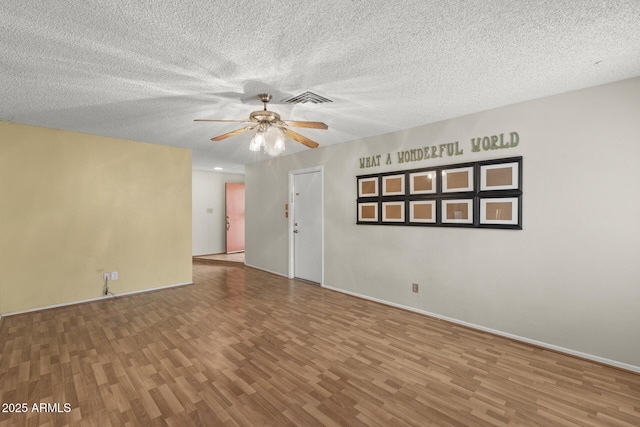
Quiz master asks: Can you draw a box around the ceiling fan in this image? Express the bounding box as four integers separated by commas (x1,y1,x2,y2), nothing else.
195,93,328,156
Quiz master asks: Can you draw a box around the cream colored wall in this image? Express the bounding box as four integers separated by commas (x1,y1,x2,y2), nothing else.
0,122,192,314
245,77,640,369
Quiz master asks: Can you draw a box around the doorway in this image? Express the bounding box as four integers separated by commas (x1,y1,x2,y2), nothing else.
288,167,323,284
225,182,245,254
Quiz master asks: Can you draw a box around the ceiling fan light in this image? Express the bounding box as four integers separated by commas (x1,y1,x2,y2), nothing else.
264,126,286,156
249,135,261,152
249,128,266,152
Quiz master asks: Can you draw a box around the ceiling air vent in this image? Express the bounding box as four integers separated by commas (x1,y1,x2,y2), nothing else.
281,91,333,104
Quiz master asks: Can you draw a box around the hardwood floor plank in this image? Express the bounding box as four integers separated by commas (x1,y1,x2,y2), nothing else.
1,261,639,426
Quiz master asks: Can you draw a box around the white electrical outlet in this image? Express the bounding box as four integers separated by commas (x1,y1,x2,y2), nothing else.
412,283,419,293
103,272,110,280
111,271,118,280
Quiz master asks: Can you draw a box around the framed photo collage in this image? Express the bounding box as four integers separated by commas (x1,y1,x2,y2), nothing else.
357,156,523,230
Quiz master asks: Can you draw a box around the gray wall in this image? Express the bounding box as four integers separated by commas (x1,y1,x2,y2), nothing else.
245,77,640,370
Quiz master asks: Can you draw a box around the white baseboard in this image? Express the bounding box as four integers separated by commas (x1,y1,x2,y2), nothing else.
243,262,289,278
323,285,640,374
1,281,193,318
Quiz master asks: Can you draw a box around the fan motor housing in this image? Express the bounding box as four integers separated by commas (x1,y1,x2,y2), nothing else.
250,110,280,123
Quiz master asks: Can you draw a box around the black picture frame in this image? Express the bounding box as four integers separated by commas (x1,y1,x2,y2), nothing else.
356,156,522,229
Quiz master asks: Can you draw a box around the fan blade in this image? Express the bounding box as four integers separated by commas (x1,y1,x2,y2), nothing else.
281,128,320,149
195,119,247,123
211,126,255,142
283,120,328,130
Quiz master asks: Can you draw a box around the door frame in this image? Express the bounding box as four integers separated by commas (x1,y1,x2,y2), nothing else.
288,166,324,285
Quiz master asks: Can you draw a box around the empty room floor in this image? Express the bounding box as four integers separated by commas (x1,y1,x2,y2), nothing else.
193,253,245,264
1,260,639,426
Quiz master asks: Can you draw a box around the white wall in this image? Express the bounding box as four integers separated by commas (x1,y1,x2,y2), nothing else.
192,170,244,255
245,77,640,370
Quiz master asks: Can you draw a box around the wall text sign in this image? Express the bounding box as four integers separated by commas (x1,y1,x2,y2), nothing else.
359,131,519,169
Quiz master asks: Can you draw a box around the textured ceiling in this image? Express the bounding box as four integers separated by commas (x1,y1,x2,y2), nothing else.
2,1,639,173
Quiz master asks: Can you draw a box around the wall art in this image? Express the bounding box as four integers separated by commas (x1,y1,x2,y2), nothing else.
409,171,437,194
442,166,474,193
356,156,522,229
382,174,405,196
441,199,474,224
382,201,405,222
358,202,378,222
409,200,436,223
480,161,519,191
479,197,520,226
358,176,378,198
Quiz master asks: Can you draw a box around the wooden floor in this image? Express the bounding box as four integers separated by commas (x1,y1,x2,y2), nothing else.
1,261,639,426
193,253,245,264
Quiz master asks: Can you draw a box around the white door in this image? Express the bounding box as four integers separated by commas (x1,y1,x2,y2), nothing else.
293,171,322,283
